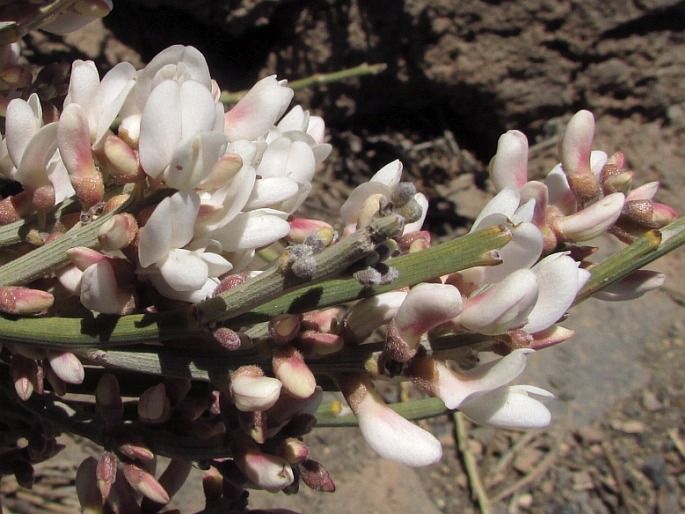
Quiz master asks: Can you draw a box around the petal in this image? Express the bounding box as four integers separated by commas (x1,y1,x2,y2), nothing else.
244,177,300,210
139,80,182,178
225,76,294,142
80,261,129,314
179,80,221,141
459,269,539,335
6,94,42,167
370,159,403,188
471,187,521,232
164,131,228,191
490,130,529,191
526,253,582,333
215,210,290,252
460,385,553,429
158,249,208,291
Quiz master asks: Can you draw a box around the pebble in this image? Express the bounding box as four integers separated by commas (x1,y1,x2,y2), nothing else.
609,419,646,434
513,447,544,474
641,389,662,411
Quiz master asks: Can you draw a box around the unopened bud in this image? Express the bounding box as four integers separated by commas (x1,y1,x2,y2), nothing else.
288,218,336,244
72,0,114,17
123,462,170,505
272,345,317,399
98,213,138,251
212,274,248,296
14,459,35,488
47,350,84,384
76,457,103,511
230,366,282,412
141,459,192,511
278,438,309,464
296,331,344,356
96,451,117,501
99,133,143,183
0,286,53,314
559,110,599,203
138,383,170,423
96,373,123,428
298,459,335,492
212,327,244,351
269,314,301,344
12,354,37,400
231,436,294,492
300,308,339,333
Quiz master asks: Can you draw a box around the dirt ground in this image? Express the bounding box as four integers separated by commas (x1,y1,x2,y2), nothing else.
3,1,685,513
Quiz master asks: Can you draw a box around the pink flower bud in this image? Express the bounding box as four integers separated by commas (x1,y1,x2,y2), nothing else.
278,438,309,464
269,314,301,344
490,130,529,191
231,436,295,492
529,325,576,350
0,286,53,314
296,331,344,356
123,462,170,505
47,350,84,384
300,308,339,333
138,383,170,423
58,103,104,208
100,133,143,183
553,192,625,242
96,451,117,501
98,213,138,251
141,459,191,511
272,345,317,399
12,353,38,400
230,366,282,412
559,110,599,203
342,291,407,344
298,459,335,492
288,218,336,244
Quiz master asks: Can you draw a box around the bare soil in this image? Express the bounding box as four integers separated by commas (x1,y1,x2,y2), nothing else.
3,1,685,513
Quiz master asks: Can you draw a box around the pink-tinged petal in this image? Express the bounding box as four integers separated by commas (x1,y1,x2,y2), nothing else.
122,462,170,505
164,131,228,191
139,191,200,267
158,249,209,291
6,95,42,168
593,270,665,302
215,209,290,252
627,181,659,201
370,159,403,188
339,373,442,467
471,187,521,232
386,283,462,361
343,291,408,344
490,130,529,191
530,325,576,350
554,192,624,242
230,367,282,412
460,385,553,429
245,177,299,210
80,261,131,314
67,246,107,271
526,253,583,334
47,351,84,385
46,159,76,206
58,103,104,208
139,80,182,178
459,269,538,335
519,181,549,228
225,76,294,142
410,349,532,409
0,286,53,314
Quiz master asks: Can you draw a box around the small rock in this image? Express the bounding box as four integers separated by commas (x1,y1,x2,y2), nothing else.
516,493,534,509
577,425,604,444
513,447,544,474
610,419,646,434
641,389,662,411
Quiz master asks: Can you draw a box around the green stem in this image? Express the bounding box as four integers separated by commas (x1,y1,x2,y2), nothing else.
0,0,78,44
220,63,387,105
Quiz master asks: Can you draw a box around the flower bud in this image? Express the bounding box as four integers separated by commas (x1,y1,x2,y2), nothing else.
98,213,138,251
272,345,317,399
138,383,170,423
298,459,335,492
47,350,84,384
96,373,123,428
123,462,170,505
100,133,143,183
96,451,117,501
76,457,103,512
0,286,53,314
230,366,282,412
231,436,295,492
296,331,344,356
277,438,309,464
490,130,529,191
288,218,336,244
559,110,599,203
343,291,408,344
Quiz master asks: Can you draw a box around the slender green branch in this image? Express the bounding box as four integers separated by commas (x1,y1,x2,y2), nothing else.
0,0,78,44
227,224,511,327
577,217,685,303
220,63,388,105
0,192,135,286
195,214,405,324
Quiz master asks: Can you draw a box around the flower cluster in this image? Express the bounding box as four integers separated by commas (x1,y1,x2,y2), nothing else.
0,5,681,513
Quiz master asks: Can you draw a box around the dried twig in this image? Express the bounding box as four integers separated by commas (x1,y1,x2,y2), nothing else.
454,411,492,514
667,428,685,461
602,439,641,514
